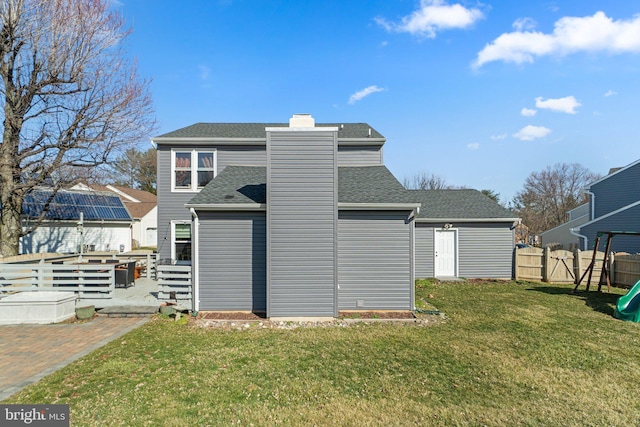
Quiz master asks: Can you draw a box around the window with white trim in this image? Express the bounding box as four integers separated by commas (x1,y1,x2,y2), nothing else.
172,150,216,191
172,222,192,263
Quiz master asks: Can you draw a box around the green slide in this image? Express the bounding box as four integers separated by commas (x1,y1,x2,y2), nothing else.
614,280,640,322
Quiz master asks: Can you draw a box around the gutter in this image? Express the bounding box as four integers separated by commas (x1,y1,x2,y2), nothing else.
190,208,199,313
570,227,588,251
586,190,595,220
415,217,519,223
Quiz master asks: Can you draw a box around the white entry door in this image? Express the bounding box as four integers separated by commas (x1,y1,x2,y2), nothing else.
435,229,457,277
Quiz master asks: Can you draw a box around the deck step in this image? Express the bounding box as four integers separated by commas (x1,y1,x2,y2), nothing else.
97,305,158,318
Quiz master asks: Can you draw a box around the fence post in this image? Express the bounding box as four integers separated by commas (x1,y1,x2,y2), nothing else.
574,249,581,284
514,248,519,280
543,247,551,282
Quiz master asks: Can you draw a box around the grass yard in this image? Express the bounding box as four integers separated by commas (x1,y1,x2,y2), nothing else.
7,279,640,426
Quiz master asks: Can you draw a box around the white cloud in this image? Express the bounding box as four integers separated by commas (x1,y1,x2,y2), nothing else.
473,11,640,68
513,125,551,141
535,96,581,114
513,17,537,31
467,142,480,150
604,89,617,97
521,107,537,117
348,85,385,104
490,133,508,140
375,0,484,39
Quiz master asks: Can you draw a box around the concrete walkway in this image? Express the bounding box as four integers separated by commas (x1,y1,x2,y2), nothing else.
0,317,148,401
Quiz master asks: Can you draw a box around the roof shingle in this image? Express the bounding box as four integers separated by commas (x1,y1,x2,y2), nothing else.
155,123,384,140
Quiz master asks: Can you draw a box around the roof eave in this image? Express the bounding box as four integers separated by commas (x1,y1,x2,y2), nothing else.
187,203,266,211
338,203,420,210
151,137,385,146
416,217,519,223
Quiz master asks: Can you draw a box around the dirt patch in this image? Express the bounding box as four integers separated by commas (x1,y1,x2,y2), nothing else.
339,311,415,319
199,311,266,320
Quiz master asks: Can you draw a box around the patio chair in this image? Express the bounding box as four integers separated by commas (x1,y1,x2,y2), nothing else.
114,267,129,288
126,261,136,287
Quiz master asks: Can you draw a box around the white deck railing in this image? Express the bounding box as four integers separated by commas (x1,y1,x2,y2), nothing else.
157,265,192,303
0,263,115,299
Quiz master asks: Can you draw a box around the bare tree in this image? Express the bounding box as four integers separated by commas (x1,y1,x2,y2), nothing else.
403,172,459,190
0,0,155,256
511,163,600,237
110,147,156,194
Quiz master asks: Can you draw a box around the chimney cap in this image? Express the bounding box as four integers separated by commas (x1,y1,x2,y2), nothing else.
289,113,315,128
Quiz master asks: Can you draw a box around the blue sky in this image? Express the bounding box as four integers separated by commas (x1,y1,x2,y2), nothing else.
119,0,640,203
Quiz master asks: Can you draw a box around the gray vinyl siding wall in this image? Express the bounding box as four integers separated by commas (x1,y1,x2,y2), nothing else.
267,129,338,317
337,211,413,310
457,223,514,278
592,163,640,218
415,222,514,279
198,211,266,312
157,143,381,260
337,145,382,166
156,145,193,261
415,225,435,278
580,204,640,253
217,146,266,170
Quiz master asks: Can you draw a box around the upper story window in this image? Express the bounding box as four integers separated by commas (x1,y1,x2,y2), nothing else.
172,150,216,191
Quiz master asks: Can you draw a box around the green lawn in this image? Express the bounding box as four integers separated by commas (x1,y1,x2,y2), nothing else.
7,280,640,426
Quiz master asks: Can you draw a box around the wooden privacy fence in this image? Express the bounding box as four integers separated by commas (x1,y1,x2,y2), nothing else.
157,265,192,303
514,247,606,284
611,253,640,287
0,263,115,298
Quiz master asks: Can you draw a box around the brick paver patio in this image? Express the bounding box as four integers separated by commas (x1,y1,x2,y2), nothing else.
0,317,148,401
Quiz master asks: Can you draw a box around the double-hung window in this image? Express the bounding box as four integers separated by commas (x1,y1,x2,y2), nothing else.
172,150,216,191
172,222,192,264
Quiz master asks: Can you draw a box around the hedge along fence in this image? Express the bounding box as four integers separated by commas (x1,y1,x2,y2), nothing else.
514,247,606,284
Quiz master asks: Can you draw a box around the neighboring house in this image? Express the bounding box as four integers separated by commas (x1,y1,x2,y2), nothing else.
18,189,133,254
73,183,158,248
410,190,518,279
540,203,589,250
152,114,515,317
573,159,640,253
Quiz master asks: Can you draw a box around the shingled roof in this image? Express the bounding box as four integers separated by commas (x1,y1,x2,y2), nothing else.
154,123,384,140
187,165,417,207
410,189,517,220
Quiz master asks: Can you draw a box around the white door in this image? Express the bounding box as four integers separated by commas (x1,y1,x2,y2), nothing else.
435,229,457,277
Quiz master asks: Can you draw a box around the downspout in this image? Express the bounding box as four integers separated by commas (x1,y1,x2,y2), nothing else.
190,208,199,314
586,190,595,220
570,227,588,251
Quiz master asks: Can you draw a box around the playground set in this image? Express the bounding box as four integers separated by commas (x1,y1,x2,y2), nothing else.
572,231,640,322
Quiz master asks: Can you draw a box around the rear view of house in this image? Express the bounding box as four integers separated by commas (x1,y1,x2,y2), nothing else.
153,114,515,317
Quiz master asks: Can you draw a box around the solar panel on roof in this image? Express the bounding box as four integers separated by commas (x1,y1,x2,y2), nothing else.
21,190,132,221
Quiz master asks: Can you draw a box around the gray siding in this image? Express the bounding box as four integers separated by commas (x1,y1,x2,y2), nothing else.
458,223,514,278
267,129,337,317
592,162,640,218
337,145,382,166
156,144,267,261
218,146,266,171
156,146,193,261
198,211,266,311
415,225,435,278
415,222,514,279
338,211,413,310
580,204,640,253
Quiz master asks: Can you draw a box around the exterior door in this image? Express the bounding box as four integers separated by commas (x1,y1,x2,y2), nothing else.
435,229,457,277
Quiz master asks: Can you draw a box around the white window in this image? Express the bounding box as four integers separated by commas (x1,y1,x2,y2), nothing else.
171,221,192,264
171,150,216,191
